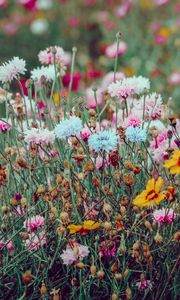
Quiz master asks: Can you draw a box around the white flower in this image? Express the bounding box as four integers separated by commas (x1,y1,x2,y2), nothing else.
31,65,65,81
30,19,49,35
24,128,55,144
0,57,26,83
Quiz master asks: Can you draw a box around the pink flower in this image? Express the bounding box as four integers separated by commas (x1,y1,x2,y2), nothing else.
38,46,65,67
0,240,5,250
24,128,55,145
86,87,103,108
105,41,127,59
126,116,141,127
136,279,152,291
0,0,8,9
99,241,117,257
17,0,37,11
153,208,175,223
100,71,125,92
81,128,91,141
12,206,26,217
154,0,169,6
50,149,58,158
62,72,81,91
24,215,44,232
25,231,46,250
83,201,98,218
115,1,132,17
0,120,11,133
68,16,80,28
154,34,168,45
6,241,14,252
168,72,180,85
60,243,89,265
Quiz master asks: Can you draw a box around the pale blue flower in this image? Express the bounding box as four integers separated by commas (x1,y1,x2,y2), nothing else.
88,130,117,153
125,126,147,142
54,116,83,139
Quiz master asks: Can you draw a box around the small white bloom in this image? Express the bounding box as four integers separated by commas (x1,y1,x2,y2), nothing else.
0,57,26,83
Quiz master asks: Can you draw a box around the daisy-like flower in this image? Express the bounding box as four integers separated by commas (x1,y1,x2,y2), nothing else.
125,126,147,142
54,116,83,139
38,46,65,66
24,215,44,232
24,128,55,144
125,115,141,127
108,76,150,102
25,231,46,251
67,220,101,235
163,150,180,175
0,120,11,133
0,57,26,83
132,177,166,207
153,208,175,223
88,130,117,153
31,65,65,82
60,243,89,265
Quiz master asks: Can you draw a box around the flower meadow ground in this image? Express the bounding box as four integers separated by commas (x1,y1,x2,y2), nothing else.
0,41,179,300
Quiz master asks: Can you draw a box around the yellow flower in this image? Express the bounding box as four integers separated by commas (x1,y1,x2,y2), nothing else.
163,150,180,175
67,220,101,235
132,177,165,207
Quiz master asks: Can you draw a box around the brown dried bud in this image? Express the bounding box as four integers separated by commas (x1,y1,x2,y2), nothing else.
37,185,45,195
97,268,105,280
103,203,113,215
103,221,112,231
122,174,133,186
22,271,32,285
123,268,129,279
144,221,152,231
56,174,63,184
126,286,132,300
20,232,29,240
1,206,9,214
133,241,140,251
154,232,163,244
60,211,70,224
40,282,47,295
90,264,96,277
92,176,100,186
173,231,180,241
124,160,134,171
56,225,66,236
76,262,85,269
84,161,94,173
111,292,118,300
114,273,122,282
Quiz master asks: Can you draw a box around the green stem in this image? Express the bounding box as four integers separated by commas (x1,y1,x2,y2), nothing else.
114,32,121,82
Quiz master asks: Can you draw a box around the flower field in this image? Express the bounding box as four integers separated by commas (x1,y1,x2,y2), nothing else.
0,1,179,300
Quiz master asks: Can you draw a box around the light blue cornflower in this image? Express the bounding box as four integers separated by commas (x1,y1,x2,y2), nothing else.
125,126,147,142
54,116,83,139
88,130,117,153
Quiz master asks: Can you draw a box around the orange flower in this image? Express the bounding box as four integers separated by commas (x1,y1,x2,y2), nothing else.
163,150,180,175
132,177,165,207
67,220,101,235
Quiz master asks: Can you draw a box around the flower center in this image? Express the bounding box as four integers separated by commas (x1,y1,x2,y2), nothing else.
146,189,158,201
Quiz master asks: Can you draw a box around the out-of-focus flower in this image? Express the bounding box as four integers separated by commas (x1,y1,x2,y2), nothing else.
54,116,83,139
0,240,5,250
136,278,152,291
62,72,81,91
38,46,66,67
116,1,132,17
125,126,147,142
168,72,180,85
16,0,37,11
6,241,14,252
67,220,101,235
60,243,89,265
88,130,117,153
153,208,175,223
25,231,46,250
24,215,44,232
86,87,103,108
24,128,55,144
100,71,125,91
164,150,180,175
0,57,26,83
36,0,52,10
0,0,8,9
134,93,162,120
0,120,11,133
108,76,150,101
99,241,117,257
68,16,80,28
154,0,170,7
30,19,49,35
132,177,165,207
105,41,127,59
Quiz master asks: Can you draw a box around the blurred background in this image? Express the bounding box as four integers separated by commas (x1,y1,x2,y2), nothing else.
0,0,179,105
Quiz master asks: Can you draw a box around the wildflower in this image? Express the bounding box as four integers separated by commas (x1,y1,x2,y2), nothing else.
105,41,127,59
81,128,91,141
24,128,55,144
24,215,44,232
25,231,46,250
67,220,101,235
60,243,89,265
126,116,141,128
31,65,65,81
132,177,165,207
6,241,14,252
136,278,152,291
153,208,175,223
141,93,162,120
54,116,83,139
100,72,125,91
30,19,49,35
88,130,117,153
86,87,103,108
0,57,26,83
38,46,65,66
0,120,11,133
125,126,147,142
163,150,180,174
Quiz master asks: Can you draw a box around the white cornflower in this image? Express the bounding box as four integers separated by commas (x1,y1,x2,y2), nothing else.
31,65,65,82
0,57,26,83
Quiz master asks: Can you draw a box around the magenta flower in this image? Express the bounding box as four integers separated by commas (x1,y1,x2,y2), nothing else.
24,215,44,232
6,241,14,252
105,41,127,59
136,279,152,291
0,120,11,133
153,208,175,223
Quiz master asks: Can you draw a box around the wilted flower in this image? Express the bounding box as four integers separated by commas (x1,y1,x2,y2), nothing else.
125,126,147,142
54,116,83,139
0,57,26,83
153,208,175,223
88,130,117,153
24,215,44,232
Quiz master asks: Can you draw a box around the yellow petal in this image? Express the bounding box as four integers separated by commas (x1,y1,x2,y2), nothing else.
146,178,155,192
67,224,82,234
154,194,166,205
170,165,180,175
172,150,180,160
83,220,101,230
155,177,163,193
132,191,147,207
164,158,176,169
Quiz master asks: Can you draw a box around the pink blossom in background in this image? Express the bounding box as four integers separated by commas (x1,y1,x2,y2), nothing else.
38,46,66,66
0,240,5,250
97,11,109,22
0,120,11,133
100,72,125,91
6,241,14,252
105,41,127,59
60,243,89,265
24,215,44,232
81,128,91,141
16,0,37,11
154,34,168,45
168,72,180,85
25,231,46,250
24,128,55,145
83,201,98,218
99,241,117,257
153,208,175,223
62,72,81,91
1,21,18,36
0,0,8,9
68,16,80,28
84,0,96,6
86,87,103,108
154,0,170,6
136,279,152,291
50,149,58,158
115,1,132,18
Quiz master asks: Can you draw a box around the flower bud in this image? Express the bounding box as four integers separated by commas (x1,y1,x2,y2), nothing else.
154,232,163,244
22,271,32,285
76,262,85,269
144,221,152,231
90,264,96,277
40,282,47,295
1,206,9,214
103,221,112,231
173,231,180,241
97,268,105,280
114,273,122,282
126,286,132,299
111,292,118,300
